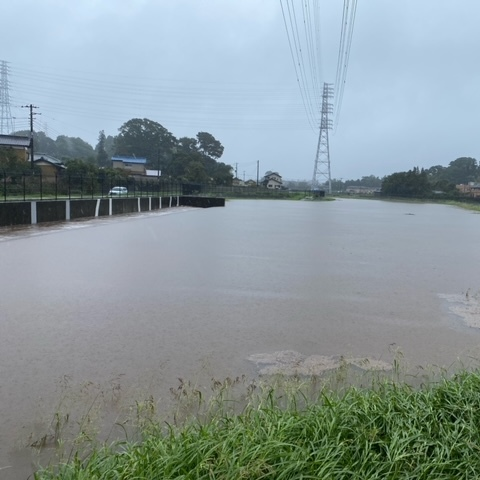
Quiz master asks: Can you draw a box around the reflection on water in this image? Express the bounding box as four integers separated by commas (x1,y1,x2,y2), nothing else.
2,199,480,478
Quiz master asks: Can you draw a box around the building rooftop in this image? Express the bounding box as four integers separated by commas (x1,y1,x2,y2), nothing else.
34,154,66,168
112,156,147,164
0,134,31,148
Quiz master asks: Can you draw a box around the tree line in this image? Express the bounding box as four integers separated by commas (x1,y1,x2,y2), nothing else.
9,118,233,185
381,157,478,198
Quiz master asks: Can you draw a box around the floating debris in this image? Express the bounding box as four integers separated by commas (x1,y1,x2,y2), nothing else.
438,292,480,329
248,350,391,376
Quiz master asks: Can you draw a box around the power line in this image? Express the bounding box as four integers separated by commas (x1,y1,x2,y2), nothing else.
333,0,358,130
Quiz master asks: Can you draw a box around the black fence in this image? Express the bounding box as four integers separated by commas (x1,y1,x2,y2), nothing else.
0,171,294,202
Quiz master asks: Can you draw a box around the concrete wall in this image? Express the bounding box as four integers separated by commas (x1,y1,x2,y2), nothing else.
0,196,225,227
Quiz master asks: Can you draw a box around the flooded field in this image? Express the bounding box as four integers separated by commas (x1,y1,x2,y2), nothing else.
1,198,480,478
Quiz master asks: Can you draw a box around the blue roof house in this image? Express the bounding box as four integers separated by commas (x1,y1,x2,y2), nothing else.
112,156,147,175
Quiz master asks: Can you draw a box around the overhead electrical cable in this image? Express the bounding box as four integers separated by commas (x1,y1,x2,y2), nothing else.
333,0,357,130
289,0,318,123
302,0,323,112
280,0,318,131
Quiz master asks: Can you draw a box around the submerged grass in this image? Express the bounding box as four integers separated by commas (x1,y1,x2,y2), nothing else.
35,368,480,479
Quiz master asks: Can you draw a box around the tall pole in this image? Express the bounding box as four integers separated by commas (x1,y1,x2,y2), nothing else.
256,160,259,186
22,104,39,168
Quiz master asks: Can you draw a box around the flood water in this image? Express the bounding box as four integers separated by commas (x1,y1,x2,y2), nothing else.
2,198,480,478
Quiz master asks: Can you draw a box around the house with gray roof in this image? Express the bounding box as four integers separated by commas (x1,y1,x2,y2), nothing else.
0,134,31,162
33,154,66,177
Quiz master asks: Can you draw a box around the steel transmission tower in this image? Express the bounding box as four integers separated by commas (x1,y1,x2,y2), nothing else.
311,83,333,194
0,60,13,135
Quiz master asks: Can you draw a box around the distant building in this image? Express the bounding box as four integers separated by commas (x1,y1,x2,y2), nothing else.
232,177,245,186
0,134,31,162
262,171,283,189
33,154,66,178
456,182,480,198
345,186,381,195
145,169,161,178
112,156,147,175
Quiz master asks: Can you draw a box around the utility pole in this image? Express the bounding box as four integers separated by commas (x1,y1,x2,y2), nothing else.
235,163,238,179
257,160,259,186
311,83,333,194
22,104,39,168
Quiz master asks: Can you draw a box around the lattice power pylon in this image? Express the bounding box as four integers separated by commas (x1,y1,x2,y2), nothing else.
311,82,333,194
0,60,13,135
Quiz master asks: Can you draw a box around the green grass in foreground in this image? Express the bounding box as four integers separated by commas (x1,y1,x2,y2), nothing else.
35,369,480,479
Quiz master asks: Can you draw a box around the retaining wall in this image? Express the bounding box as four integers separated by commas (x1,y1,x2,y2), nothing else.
0,196,225,227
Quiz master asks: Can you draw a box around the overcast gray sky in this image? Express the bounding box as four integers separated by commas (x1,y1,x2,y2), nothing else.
2,1,479,181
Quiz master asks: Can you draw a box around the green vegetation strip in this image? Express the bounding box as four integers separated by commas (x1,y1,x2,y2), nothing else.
36,370,480,479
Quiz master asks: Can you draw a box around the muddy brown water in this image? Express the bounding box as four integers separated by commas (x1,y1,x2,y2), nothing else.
2,198,480,478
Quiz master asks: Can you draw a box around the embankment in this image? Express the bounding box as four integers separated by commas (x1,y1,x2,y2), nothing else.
0,196,225,227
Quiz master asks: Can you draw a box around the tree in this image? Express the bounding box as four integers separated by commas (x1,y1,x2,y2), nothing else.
15,130,57,157
196,132,224,159
444,157,478,184
56,135,95,161
185,160,209,183
114,118,176,169
104,135,115,158
95,130,109,168
0,147,33,175
177,137,198,154
65,158,99,178
381,167,431,197
211,162,233,185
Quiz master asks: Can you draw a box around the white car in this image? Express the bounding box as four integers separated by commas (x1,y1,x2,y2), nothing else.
108,186,128,196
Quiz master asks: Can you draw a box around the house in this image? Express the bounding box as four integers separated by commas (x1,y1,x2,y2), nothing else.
33,154,66,178
0,134,31,162
262,171,283,189
232,177,245,186
456,182,480,198
112,156,147,175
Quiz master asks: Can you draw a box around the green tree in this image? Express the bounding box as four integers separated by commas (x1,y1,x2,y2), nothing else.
196,132,224,159
114,118,176,169
177,137,198,154
104,135,115,158
185,160,209,183
56,135,95,161
0,147,33,175
444,157,478,184
381,167,431,197
211,162,233,185
65,158,99,177
95,130,109,167
15,130,58,157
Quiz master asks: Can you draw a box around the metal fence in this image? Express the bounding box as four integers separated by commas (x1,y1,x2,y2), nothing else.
0,171,294,201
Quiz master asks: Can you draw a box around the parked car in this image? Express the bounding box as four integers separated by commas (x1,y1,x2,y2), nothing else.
108,186,128,196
